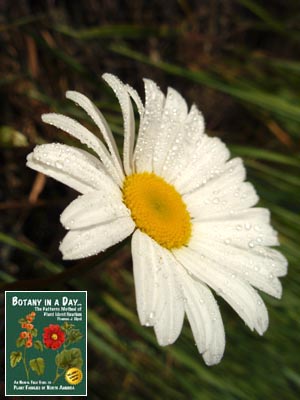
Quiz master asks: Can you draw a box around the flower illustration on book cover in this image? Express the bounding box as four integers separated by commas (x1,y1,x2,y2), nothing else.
9,311,44,380
10,315,83,383
43,324,65,350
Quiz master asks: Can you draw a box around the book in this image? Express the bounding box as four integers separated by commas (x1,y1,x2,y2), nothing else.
5,291,87,396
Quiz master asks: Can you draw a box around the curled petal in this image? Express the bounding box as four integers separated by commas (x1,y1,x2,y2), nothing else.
42,113,122,186
60,216,135,260
66,90,124,180
103,73,136,176
27,143,113,194
60,190,129,230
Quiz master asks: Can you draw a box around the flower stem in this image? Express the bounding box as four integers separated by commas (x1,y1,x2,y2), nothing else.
53,367,67,384
22,347,29,380
53,365,60,384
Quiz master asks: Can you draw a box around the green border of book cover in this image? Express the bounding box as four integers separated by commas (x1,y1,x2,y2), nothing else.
5,291,87,396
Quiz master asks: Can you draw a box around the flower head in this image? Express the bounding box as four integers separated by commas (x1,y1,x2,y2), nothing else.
43,324,65,350
27,73,287,365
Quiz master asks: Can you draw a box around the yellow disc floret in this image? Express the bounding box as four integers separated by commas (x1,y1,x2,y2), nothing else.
122,172,191,249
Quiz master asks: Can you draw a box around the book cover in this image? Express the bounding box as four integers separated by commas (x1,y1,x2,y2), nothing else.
5,291,87,396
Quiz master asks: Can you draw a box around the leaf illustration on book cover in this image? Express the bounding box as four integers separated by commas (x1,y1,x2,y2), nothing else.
31,328,38,338
66,329,83,345
34,340,44,351
16,337,26,347
29,358,45,375
10,351,22,368
55,348,83,370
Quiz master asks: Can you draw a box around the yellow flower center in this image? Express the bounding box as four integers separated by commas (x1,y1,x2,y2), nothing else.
123,172,191,249
51,333,58,340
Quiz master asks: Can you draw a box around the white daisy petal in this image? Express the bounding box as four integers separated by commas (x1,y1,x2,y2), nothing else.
131,230,184,346
60,190,129,230
185,104,205,137
252,246,288,277
192,210,279,249
163,104,205,183
173,262,225,365
173,136,231,194
41,113,122,186
27,154,91,194
184,159,259,220
134,79,165,172
189,206,286,285
66,90,124,179
189,238,283,298
60,216,135,260
153,87,188,176
151,242,185,346
27,143,113,194
125,84,144,116
174,248,269,335
131,230,159,326
102,73,135,176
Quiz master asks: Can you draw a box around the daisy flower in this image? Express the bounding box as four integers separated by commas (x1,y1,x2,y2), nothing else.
27,73,287,365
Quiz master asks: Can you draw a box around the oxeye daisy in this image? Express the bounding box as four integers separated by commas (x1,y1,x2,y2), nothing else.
27,73,287,365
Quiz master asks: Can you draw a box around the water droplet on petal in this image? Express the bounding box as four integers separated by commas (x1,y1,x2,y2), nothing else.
55,161,63,169
149,311,155,319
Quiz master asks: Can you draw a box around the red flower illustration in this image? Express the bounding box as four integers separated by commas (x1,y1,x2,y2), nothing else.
43,324,65,350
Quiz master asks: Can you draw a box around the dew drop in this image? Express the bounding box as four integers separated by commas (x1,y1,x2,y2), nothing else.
55,161,63,169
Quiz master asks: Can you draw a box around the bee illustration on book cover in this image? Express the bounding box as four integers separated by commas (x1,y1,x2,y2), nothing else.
5,291,87,396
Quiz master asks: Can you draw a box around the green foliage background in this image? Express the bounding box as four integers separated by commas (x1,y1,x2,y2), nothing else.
1,1,300,399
